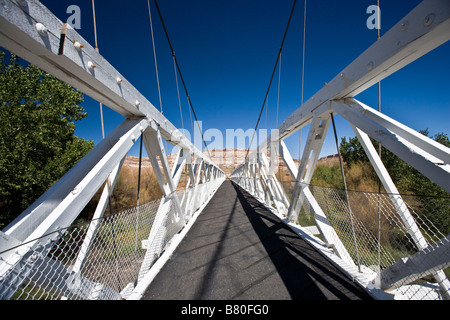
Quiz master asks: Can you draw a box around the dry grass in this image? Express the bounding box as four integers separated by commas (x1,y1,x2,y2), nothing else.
82,155,380,220
110,166,162,213
308,159,382,193
80,164,163,220
344,161,381,193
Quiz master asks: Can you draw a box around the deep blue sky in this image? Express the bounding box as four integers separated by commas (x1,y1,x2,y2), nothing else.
36,0,449,160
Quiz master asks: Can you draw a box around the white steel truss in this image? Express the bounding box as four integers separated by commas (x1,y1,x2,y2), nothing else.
0,0,449,301
231,0,450,300
0,0,224,300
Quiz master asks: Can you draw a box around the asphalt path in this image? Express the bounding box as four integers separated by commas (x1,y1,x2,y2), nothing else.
142,180,373,300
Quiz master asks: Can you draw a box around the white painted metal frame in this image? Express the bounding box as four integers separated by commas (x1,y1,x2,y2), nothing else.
0,0,224,300
231,0,450,299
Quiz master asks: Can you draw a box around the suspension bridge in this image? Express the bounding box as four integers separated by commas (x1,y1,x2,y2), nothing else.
0,0,449,301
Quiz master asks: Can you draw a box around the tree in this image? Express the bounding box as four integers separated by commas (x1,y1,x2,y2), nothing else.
340,129,449,193
0,51,94,229
339,136,369,168
340,129,450,235
404,131,450,235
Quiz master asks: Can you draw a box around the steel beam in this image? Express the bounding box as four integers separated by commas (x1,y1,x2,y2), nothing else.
379,235,450,292
287,115,331,223
71,157,126,274
0,0,218,168
3,118,147,243
237,0,450,162
0,118,147,299
333,99,450,192
232,0,450,299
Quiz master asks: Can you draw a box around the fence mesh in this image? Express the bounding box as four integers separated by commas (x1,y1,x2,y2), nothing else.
2,176,448,300
233,176,449,300
299,184,450,300
1,198,161,300
0,177,225,300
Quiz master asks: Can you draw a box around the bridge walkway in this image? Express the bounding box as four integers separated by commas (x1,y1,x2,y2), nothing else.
142,180,373,300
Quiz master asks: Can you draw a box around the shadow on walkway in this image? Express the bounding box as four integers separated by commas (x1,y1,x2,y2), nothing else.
231,181,372,300
142,180,372,300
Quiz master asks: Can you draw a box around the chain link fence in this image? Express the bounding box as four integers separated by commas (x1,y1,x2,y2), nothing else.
235,176,449,300
2,174,447,300
298,184,450,300
0,176,224,300
1,197,162,300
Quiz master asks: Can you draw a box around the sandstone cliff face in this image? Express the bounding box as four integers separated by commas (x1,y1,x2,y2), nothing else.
122,148,338,179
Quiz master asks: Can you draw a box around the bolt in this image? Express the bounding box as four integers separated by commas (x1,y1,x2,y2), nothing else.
35,23,48,37
424,13,435,27
0,0,11,12
400,20,409,31
73,40,84,51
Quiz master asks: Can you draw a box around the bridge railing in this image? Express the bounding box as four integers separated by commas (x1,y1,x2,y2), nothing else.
232,164,450,300
294,182,449,300
0,175,224,300
0,0,225,300
231,0,450,300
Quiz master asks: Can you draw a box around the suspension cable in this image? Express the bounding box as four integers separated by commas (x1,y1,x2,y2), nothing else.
301,0,306,107
376,0,382,275
265,96,268,130
245,0,298,161
299,0,307,161
276,53,281,128
91,0,105,139
187,94,194,139
331,113,362,272
134,136,143,281
91,0,99,52
275,53,282,183
147,0,164,114
153,0,211,159
377,0,382,159
173,56,184,131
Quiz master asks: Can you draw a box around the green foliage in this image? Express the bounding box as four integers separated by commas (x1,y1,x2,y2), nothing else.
0,50,94,228
339,136,368,168
310,164,344,189
339,129,450,234
339,129,449,194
